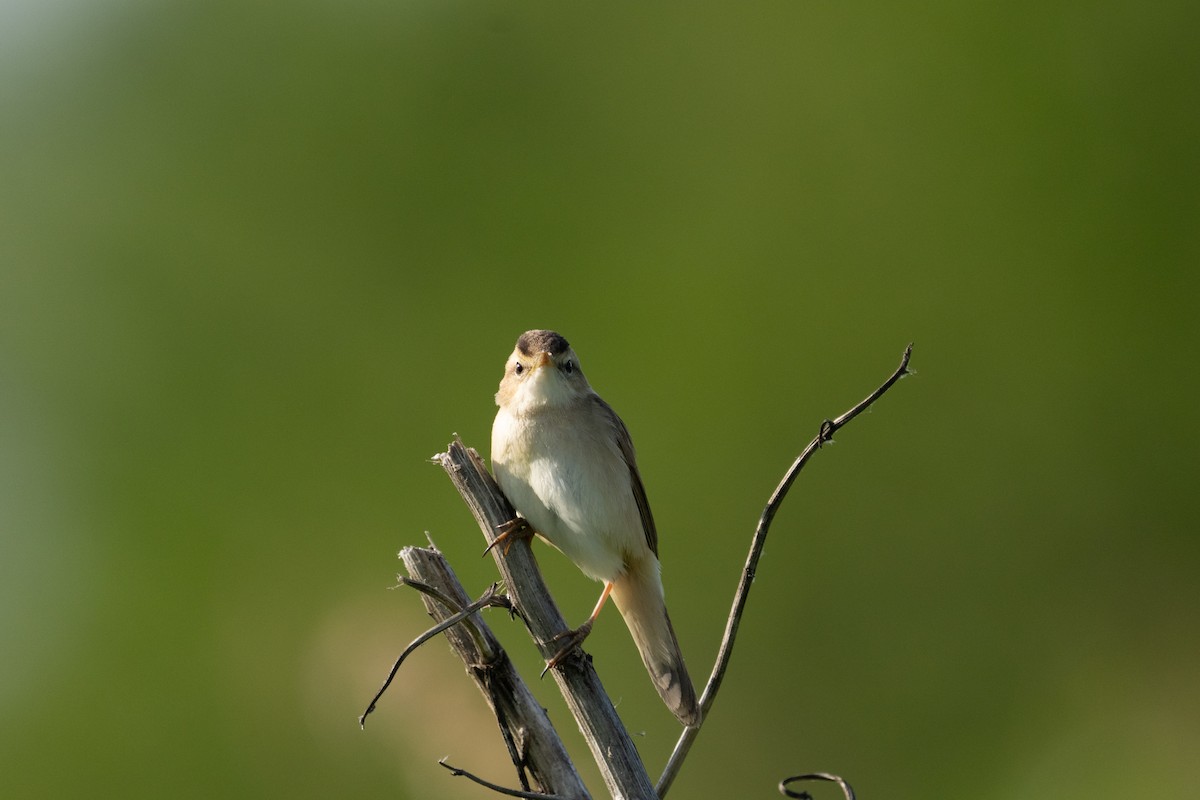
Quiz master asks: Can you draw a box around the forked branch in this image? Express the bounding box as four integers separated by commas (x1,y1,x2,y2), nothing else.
371,546,591,798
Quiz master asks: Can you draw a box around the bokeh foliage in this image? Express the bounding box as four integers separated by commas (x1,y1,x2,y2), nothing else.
2,2,1197,798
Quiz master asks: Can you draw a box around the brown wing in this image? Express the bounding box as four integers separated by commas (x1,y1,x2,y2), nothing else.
592,395,658,557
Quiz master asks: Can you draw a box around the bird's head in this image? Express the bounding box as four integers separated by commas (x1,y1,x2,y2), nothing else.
495,329,591,413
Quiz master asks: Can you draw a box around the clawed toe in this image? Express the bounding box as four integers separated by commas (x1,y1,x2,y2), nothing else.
540,621,594,677
483,518,534,557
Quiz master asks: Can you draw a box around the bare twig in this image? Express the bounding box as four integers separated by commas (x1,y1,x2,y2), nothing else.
440,758,569,799
398,575,510,660
779,772,857,800
436,442,659,800
656,344,913,797
360,582,508,728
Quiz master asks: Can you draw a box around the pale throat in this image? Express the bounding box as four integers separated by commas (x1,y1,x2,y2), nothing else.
509,371,587,416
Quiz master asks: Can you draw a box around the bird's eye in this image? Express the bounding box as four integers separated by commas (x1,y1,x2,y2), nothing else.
563,360,574,374
514,362,524,375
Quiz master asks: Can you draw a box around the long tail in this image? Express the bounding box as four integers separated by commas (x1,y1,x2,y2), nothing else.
610,558,701,726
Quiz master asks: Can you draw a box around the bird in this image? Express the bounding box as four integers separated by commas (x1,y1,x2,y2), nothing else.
490,329,701,727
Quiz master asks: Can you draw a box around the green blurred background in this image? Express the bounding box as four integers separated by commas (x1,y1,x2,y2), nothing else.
2,1,1196,798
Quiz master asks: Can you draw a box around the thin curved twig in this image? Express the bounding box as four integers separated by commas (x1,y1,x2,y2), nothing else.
399,575,512,660
359,582,508,728
656,344,913,796
779,772,857,800
439,758,567,799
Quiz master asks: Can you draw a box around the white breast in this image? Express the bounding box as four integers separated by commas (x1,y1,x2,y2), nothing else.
492,402,646,583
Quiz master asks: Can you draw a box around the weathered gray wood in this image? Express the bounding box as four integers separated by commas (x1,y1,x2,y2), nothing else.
436,439,658,800
400,545,590,799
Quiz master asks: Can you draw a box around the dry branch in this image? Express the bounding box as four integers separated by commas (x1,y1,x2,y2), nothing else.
400,546,590,799
436,442,658,800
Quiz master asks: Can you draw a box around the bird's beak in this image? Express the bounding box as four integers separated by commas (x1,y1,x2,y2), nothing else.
534,351,553,369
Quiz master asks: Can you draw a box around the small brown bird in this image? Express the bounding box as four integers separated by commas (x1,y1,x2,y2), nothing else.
490,330,701,726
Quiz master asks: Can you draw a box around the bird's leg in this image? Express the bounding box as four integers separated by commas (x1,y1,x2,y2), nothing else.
541,582,613,676
484,517,534,557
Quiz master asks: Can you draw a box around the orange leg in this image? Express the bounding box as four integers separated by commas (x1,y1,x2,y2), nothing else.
585,581,614,626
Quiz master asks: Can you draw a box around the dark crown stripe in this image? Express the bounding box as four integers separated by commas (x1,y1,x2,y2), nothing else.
516,330,570,356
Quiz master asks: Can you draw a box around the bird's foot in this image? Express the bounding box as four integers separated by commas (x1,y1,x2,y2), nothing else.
484,517,534,557
540,620,594,678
